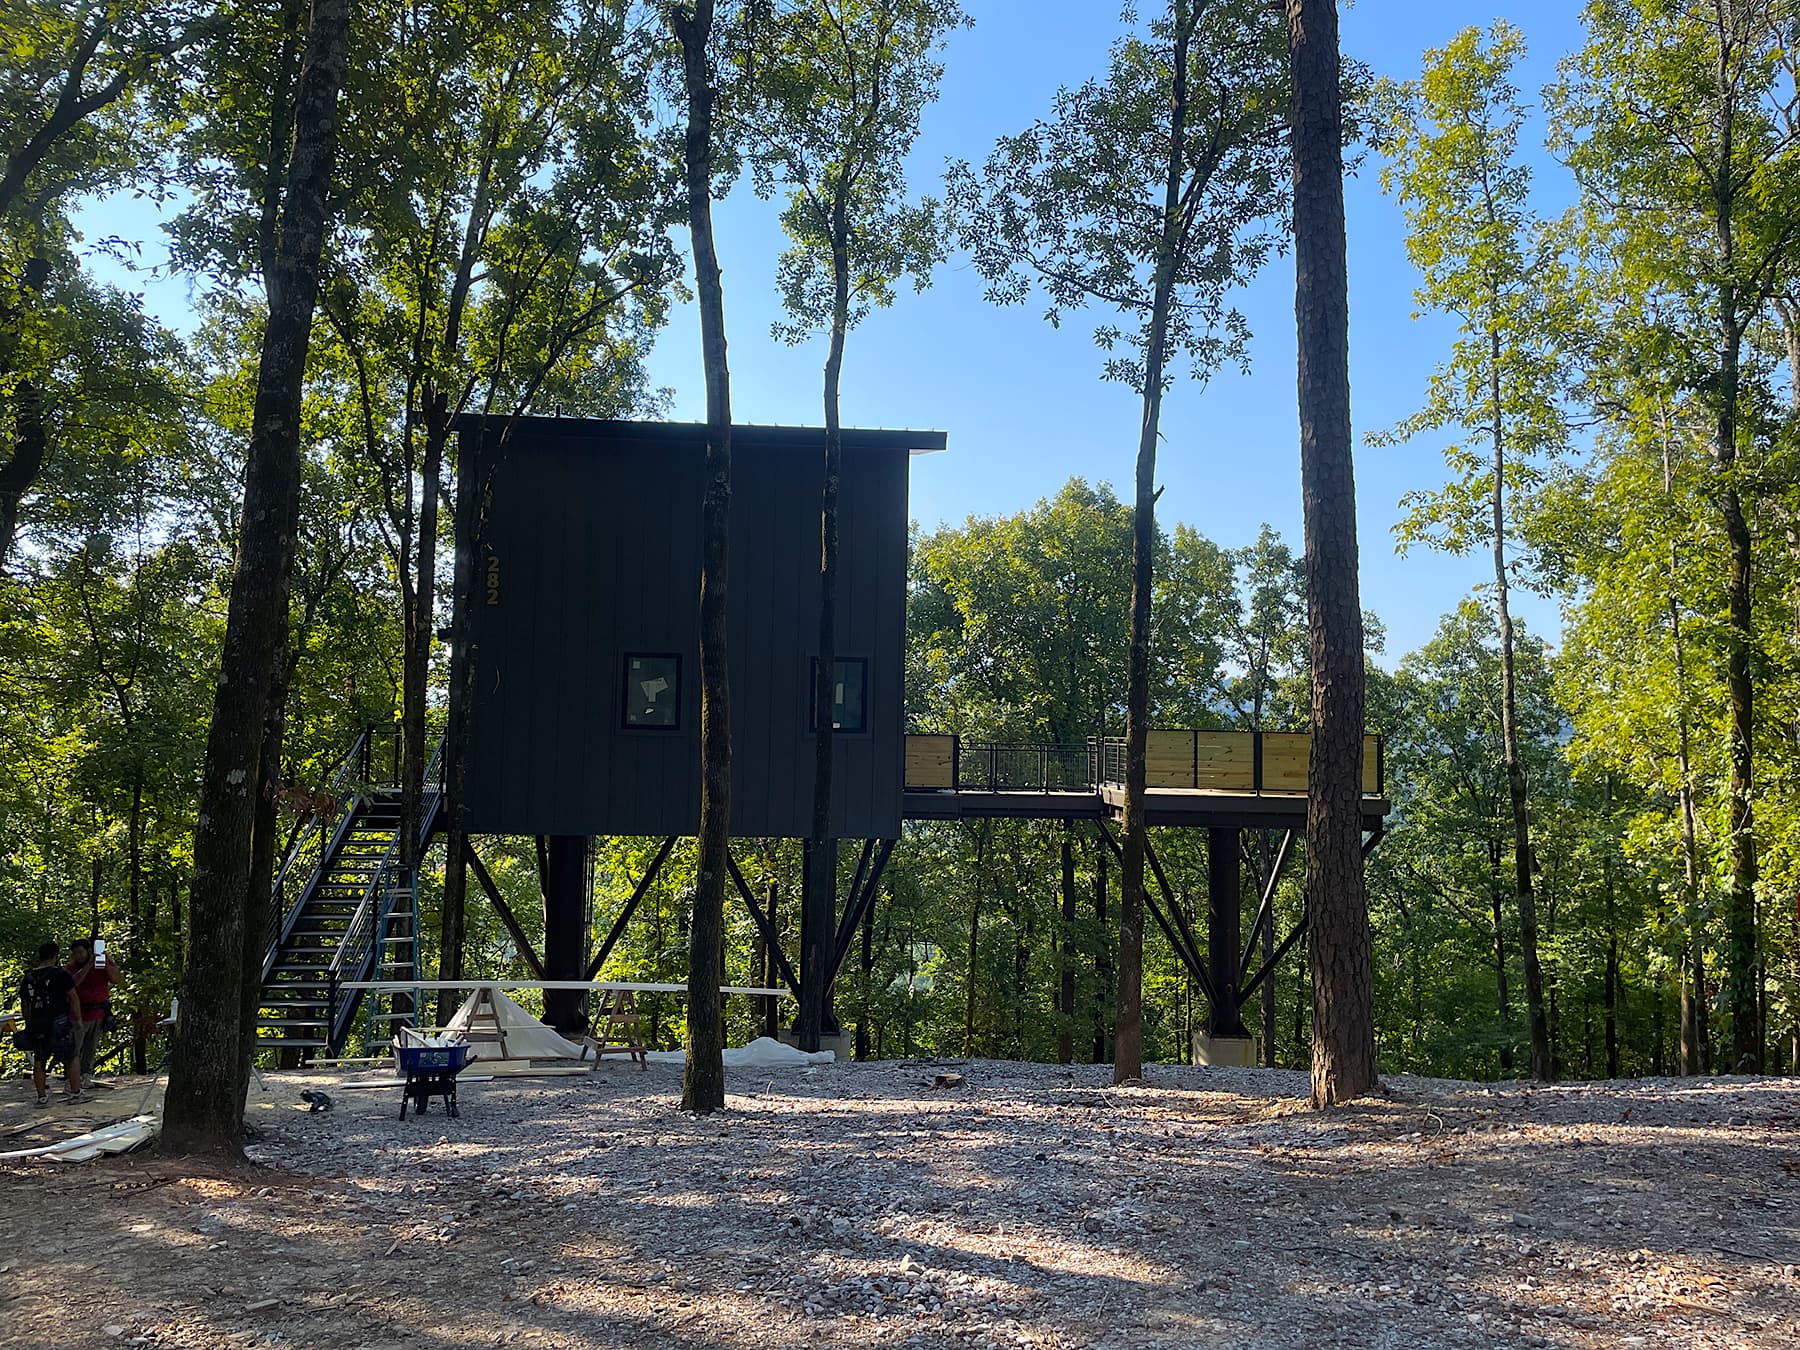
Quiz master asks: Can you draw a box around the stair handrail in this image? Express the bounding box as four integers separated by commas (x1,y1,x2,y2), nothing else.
324,826,407,1051
262,730,372,979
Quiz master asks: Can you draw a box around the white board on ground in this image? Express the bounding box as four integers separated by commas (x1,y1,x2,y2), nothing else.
642,1036,835,1068
0,1113,159,1163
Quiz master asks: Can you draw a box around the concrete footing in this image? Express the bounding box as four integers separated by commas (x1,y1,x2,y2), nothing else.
1192,1032,1258,1067
777,1027,853,1060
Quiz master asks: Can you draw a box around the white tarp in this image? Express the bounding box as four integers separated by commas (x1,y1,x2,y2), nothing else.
445,987,585,1061
0,1113,159,1163
642,1036,834,1068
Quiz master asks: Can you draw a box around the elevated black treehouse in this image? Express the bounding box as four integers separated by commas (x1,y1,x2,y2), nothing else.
245,415,1391,1060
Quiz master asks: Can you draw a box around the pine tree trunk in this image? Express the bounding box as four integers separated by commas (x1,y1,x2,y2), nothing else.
161,0,347,1157
671,0,730,1115
1287,0,1375,1107
1114,0,1196,1086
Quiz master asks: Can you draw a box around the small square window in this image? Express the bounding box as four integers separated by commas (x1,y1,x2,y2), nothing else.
622,653,681,730
810,656,868,734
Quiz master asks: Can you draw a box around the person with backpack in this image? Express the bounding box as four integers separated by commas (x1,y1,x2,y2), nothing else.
19,940,82,1106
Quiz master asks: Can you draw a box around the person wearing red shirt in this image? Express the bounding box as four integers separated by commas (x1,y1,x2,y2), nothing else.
65,938,120,1078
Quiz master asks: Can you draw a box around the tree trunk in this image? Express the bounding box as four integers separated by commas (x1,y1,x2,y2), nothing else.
160,0,347,1157
1490,330,1551,1081
964,865,982,1057
1490,838,1513,1074
128,771,146,1073
0,253,51,571
799,839,837,1047
855,878,875,1061
1114,0,1196,1087
1259,832,1277,1067
1058,828,1076,1065
1287,0,1375,1108
671,0,731,1115
762,877,781,1040
1602,781,1620,1079
1092,839,1111,1064
239,648,289,1104
803,182,853,1054
437,416,481,1027
1707,79,1759,1063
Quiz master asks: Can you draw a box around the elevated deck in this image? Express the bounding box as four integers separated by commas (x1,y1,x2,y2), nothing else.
901,731,1388,829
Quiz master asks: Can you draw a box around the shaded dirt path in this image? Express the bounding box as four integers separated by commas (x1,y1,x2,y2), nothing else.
2,1061,1797,1348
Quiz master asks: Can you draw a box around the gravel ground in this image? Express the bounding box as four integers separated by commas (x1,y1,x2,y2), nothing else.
2,1058,1797,1349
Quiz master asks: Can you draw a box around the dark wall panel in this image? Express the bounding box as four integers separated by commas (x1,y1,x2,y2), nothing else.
459,419,931,841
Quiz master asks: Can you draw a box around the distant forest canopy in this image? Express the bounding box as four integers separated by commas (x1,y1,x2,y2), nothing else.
1,3,1797,1082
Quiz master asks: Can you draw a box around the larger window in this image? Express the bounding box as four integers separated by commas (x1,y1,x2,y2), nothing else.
809,656,868,734
622,653,681,730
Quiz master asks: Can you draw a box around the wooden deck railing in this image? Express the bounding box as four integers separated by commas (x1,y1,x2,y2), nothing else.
903,730,1384,797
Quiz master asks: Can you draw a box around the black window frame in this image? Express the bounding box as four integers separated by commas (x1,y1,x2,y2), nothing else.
620,652,683,731
809,655,869,735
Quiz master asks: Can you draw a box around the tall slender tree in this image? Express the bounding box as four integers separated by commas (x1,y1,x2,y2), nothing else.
669,0,733,1114
948,0,1289,1082
161,0,349,1156
740,0,965,1051
1375,24,1568,1081
1286,0,1376,1107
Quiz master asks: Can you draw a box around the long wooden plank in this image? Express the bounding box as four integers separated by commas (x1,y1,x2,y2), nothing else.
1260,732,1311,793
1194,731,1254,790
1145,729,1196,788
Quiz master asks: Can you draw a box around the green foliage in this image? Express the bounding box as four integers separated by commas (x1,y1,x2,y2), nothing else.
737,0,967,347
944,0,1289,390
1373,22,1572,566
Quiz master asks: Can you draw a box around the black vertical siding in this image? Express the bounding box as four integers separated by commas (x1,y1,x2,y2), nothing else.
458,418,936,840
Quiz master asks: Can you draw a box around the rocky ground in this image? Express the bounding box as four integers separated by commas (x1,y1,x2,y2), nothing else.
1,1058,1797,1349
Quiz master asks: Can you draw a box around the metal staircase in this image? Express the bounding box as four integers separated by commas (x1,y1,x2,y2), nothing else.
256,730,442,1061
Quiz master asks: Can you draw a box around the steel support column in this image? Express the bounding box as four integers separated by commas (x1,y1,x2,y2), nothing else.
798,838,840,1047
542,835,588,1032
1206,827,1249,1038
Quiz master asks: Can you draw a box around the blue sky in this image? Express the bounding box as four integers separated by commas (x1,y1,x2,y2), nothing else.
633,0,1591,662
81,1,1591,662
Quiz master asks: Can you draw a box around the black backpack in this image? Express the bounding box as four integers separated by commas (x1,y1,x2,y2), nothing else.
21,967,70,1026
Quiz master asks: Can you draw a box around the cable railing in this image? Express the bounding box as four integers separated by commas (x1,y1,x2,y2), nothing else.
325,837,404,1051
953,742,1097,793
262,730,370,977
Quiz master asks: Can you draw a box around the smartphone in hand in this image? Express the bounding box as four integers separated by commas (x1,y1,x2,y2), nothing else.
93,938,107,968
